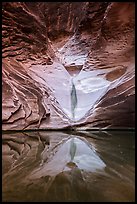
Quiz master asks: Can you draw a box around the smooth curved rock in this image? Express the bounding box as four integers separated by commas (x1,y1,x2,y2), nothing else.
2,2,135,130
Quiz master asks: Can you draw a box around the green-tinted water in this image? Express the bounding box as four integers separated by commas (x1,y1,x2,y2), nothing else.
2,130,135,202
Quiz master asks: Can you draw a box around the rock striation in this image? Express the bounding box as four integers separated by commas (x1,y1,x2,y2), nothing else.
2,2,135,130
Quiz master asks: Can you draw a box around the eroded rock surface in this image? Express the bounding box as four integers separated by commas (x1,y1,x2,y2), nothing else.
2,2,135,130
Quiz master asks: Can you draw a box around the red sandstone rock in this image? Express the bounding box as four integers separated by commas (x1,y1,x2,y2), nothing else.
2,2,135,130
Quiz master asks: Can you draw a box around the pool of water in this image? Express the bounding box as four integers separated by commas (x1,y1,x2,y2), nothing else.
2,130,135,202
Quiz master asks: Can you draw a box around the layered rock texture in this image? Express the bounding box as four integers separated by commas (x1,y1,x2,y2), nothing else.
2,2,135,130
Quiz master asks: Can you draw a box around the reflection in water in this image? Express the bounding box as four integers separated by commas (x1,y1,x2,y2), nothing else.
28,137,106,179
2,131,135,202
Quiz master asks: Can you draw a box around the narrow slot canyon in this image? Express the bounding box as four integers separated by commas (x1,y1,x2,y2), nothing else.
2,2,135,202
2,2,135,130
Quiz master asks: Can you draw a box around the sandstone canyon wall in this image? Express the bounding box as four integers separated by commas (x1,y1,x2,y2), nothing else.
2,2,135,130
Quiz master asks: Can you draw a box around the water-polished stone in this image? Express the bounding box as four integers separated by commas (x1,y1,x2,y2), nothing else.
2,2,135,130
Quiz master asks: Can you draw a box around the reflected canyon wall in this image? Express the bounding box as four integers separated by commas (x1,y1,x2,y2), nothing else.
2,2,135,130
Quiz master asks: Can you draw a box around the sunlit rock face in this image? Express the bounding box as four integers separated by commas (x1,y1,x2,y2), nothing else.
2,2,135,130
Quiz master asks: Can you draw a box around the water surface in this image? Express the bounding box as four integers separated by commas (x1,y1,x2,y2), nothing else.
2,130,135,202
